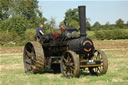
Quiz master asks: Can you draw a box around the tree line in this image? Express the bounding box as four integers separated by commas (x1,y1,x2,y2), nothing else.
59,8,128,40
59,8,128,30
0,1,128,45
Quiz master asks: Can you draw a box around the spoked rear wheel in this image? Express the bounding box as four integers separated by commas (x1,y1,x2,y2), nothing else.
23,41,45,73
61,50,80,78
88,50,108,76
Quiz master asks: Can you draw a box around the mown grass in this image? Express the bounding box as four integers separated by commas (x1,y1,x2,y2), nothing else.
0,52,128,85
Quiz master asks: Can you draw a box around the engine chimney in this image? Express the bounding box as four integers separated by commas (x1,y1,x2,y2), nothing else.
78,6,86,37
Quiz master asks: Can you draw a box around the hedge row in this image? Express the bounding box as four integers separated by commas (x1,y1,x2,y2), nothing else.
1,29,128,46
95,29,128,40
0,28,60,45
0,29,36,45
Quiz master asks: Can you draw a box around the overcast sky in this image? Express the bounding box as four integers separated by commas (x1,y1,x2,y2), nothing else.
38,0,128,26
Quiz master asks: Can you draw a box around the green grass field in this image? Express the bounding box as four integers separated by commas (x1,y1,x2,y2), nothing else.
0,40,128,85
0,53,128,85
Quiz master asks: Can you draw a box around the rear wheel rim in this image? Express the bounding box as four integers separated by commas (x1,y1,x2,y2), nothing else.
23,42,45,73
24,44,36,72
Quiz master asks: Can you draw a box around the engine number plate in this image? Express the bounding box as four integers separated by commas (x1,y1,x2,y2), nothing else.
87,60,96,65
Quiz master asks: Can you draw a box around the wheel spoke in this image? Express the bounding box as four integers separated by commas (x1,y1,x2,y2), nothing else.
62,63,68,75
67,54,71,62
63,61,67,67
65,68,69,74
95,52,97,59
69,70,73,77
31,59,35,65
67,69,72,78
95,68,97,72
97,52,101,59
27,65,32,71
70,62,74,66
70,66,74,71
31,52,36,65
26,51,32,57
25,58,31,64
70,70,74,77
63,57,68,63
63,66,67,70
97,67,101,73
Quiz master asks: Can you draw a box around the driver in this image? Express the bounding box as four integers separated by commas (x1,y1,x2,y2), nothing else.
36,24,44,38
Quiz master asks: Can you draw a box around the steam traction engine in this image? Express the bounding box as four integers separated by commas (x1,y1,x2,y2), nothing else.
23,6,108,78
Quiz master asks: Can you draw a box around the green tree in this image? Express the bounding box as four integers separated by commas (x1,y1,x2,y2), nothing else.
61,8,92,31
70,20,79,29
0,15,30,38
93,21,101,30
104,21,111,29
0,0,10,23
44,18,57,33
59,21,65,28
8,0,45,27
86,21,91,30
10,0,41,18
64,8,78,26
105,22,110,27
44,18,56,30
116,18,124,28
50,17,56,29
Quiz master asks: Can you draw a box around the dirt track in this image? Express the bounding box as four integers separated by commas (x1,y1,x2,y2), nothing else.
0,40,128,56
94,40,128,56
94,40,128,49
0,46,23,54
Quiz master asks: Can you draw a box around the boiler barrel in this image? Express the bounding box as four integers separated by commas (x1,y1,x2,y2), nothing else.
69,38,94,54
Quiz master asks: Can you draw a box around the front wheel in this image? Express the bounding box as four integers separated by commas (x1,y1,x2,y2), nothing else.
88,50,108,76
60,50,80,78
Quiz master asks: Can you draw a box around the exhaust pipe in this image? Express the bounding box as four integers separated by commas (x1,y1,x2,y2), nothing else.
78,6,86,37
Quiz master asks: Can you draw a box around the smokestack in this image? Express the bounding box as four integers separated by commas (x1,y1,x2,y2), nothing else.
78,6,86,37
